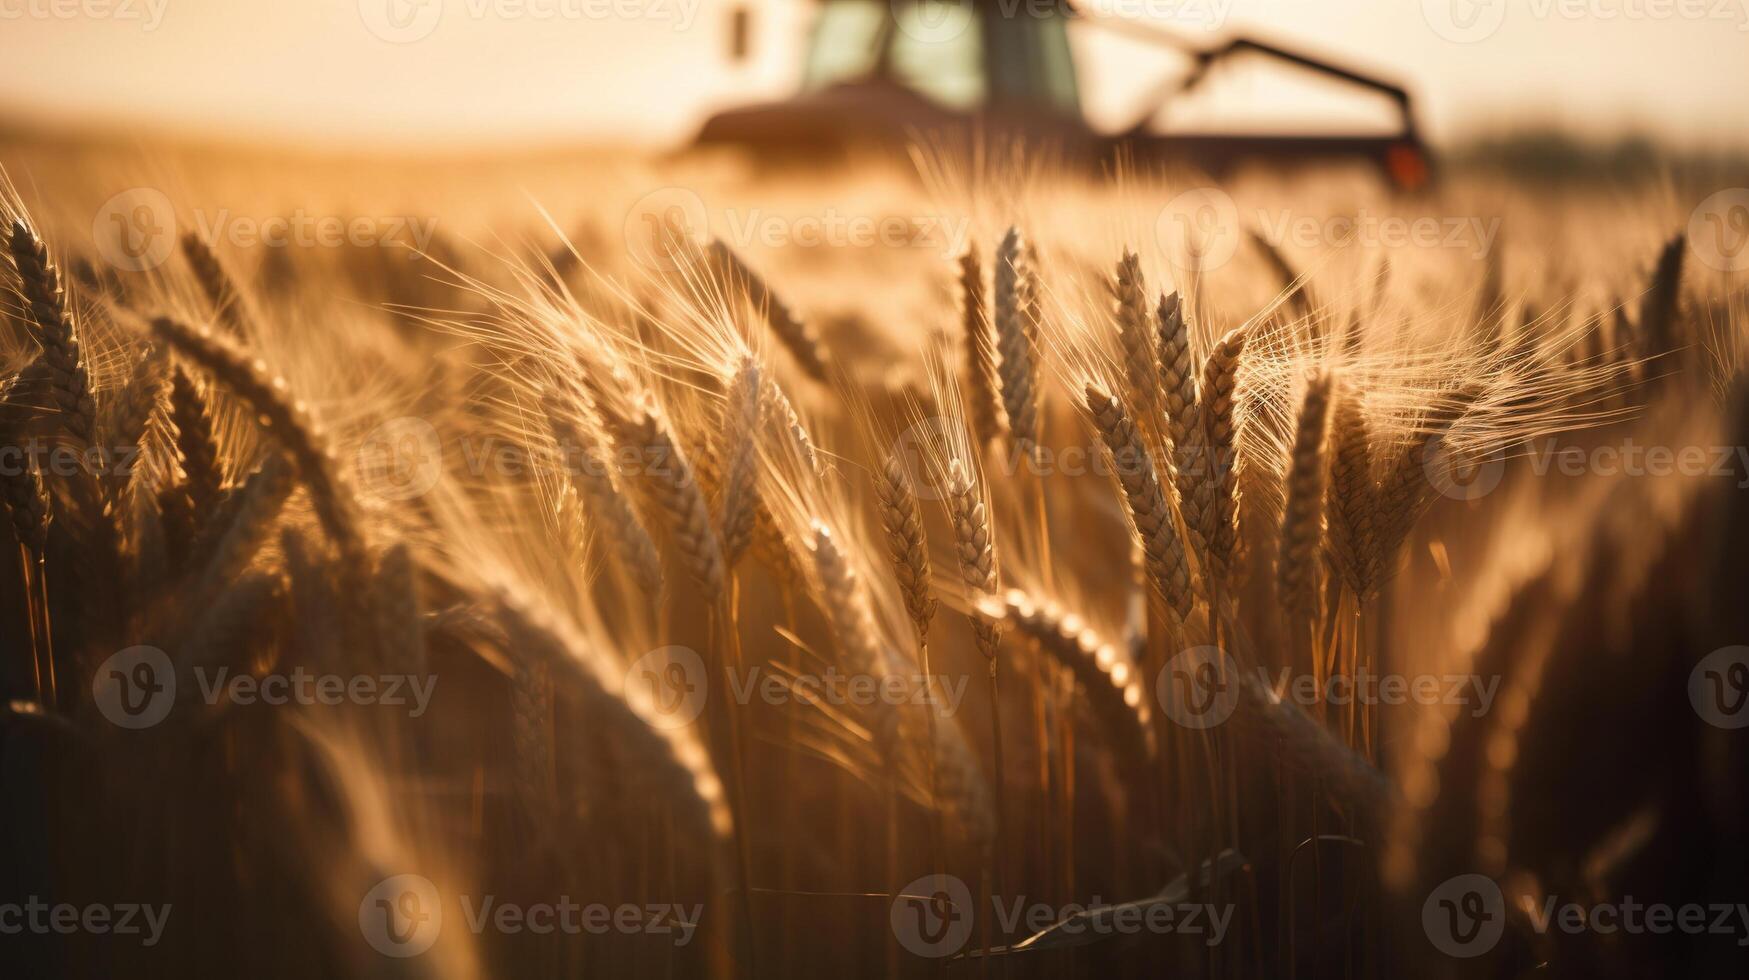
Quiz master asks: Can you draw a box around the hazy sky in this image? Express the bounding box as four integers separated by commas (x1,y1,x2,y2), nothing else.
1,0,1745,150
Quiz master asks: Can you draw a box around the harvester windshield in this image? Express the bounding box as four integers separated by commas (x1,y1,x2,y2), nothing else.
800,0,1079,115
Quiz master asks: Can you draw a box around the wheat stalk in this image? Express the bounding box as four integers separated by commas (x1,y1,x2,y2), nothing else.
617,397,725,600
708,239,829,382
715,356,764,568
181,233,255,337
958,243,1006,449
1112,250,1161,429
151,315,366,562
545,394,664,596
1198,325,1248,583
1277,370,1333,623
810,522,901,758
7,219,95,445
877,453,936,646
978,589,1156,768
1084,380,1196,620
994,227,1041,464
1326,380,1375,596
945,458,1000,660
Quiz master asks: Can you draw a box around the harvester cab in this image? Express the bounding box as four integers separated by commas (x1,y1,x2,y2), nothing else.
695,0,1432,189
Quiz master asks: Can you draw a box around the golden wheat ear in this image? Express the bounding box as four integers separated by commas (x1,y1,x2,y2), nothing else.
706,239,829,382
1277,370,1333,626
876,452,936,647
1084,380,1196,620
7,219,96,446
957,243,1006,449
150,315,366,564
994,226,1041,464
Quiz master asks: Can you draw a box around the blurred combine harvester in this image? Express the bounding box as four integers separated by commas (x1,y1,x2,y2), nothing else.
694,0,1432,187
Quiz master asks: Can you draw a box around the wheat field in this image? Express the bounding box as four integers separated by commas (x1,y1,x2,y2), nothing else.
2,139,1748,978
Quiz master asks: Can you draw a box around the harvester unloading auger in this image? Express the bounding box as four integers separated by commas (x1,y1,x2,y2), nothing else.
693,0,1432,189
